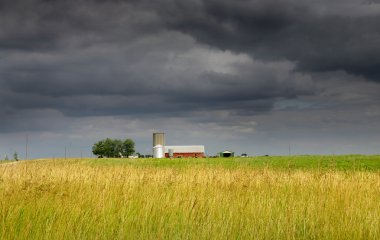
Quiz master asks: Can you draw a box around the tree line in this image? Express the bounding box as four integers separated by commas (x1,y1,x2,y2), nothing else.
92,138,135,158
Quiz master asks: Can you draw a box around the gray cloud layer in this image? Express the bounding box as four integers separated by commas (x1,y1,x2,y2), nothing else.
158,0,380,80
0,0,379,156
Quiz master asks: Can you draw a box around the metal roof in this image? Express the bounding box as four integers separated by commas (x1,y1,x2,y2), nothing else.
221,150,234,153
165,145,205,153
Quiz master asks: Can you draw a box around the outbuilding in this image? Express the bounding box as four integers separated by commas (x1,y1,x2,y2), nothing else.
165,145,205,158
219,150,234,158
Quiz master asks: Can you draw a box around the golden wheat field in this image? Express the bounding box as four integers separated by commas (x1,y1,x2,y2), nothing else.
0,158,380,239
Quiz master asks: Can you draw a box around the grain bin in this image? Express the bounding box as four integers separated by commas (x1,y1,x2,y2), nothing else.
168,148,174,158
153,144,165,158
153,133,165,147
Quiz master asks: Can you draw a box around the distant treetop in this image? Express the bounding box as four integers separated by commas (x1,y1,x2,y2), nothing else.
92,138,135,158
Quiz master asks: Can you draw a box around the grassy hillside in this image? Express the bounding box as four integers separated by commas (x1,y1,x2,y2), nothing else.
0,160,15,164
88,155,380,171
0,156,380,239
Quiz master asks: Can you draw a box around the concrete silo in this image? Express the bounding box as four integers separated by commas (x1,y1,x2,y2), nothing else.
153,133,165,158
153,133,165,147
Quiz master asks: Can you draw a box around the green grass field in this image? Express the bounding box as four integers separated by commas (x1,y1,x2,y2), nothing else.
88,155,380,171
1,156,380,239
0,160,15,164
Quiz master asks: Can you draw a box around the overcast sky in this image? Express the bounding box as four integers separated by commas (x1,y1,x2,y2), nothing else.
1,0,380,158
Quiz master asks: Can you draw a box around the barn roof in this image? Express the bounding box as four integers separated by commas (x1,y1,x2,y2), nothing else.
165,145,205,153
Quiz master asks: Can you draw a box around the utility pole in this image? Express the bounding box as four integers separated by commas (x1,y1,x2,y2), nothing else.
25,134,29,160
64,146,67,159
68,141,72,158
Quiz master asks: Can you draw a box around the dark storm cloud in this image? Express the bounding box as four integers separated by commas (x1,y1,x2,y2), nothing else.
154,0,380,81
0,60,311,117
0,0,167,53
0,0,379,136
0,0,316,121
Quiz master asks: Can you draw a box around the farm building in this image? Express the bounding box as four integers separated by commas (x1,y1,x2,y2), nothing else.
152,133,166,158
218,150,234,157
165,145,205,158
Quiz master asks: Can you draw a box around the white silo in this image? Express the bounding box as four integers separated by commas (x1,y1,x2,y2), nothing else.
153,144,165,158
153,133,165,158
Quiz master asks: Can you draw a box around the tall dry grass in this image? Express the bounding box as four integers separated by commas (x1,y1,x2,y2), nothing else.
0,159,379,239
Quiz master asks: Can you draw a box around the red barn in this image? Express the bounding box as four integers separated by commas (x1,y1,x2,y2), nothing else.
165,145,205,158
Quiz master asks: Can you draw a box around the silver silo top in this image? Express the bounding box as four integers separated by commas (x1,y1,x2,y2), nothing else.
153,133,165,147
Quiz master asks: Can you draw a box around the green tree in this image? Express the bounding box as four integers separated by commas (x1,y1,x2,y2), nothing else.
13,152,18,161
103,138,115,158
92,138,135,158
122,139,135,157
92,140,105,158
112,139,123,158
